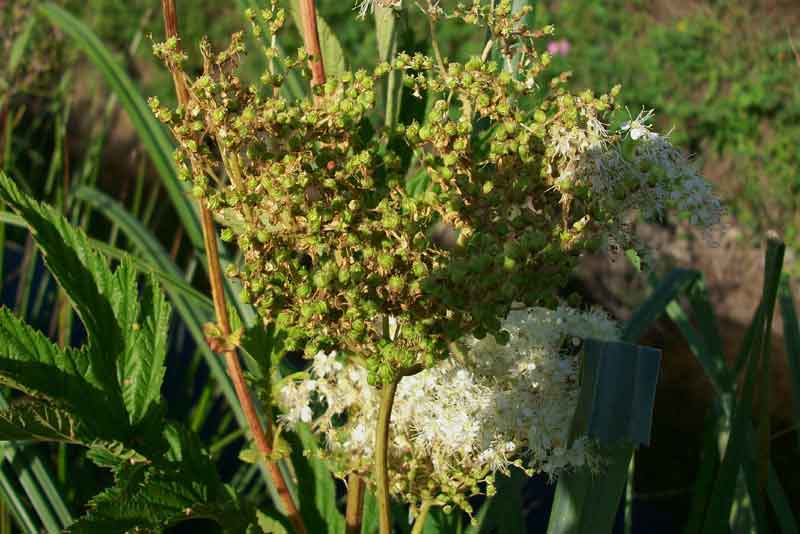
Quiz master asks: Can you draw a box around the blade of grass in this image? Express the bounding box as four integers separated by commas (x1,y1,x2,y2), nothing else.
621,268,700,343
684,403,723,534
2,447,62,533
778,275,800,451
7,17,37,78
767,461,799,534
624,453,634,534
547,341,661,534
700,306,762,534
0,463,38,534
669,256,797,533
700,240,785,532
756,240,785,492
13,235,36,321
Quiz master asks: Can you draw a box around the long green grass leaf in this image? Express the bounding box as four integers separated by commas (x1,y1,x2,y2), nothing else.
3,447,63,533
547,340,661,534
767,461,799,534
778,275,800,451
755,240,785,492
0,465,39,533
700,314,761,534
621,268,699,343
7,18,36,78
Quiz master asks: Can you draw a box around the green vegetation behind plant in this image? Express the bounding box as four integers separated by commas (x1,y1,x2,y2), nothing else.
540,0,800,256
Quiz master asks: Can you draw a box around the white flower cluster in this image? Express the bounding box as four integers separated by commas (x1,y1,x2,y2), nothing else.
592,110,724,248
278,305,618,512
547,100,723,254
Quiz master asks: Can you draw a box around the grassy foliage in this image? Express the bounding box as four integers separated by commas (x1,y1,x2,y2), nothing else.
540,0,800,259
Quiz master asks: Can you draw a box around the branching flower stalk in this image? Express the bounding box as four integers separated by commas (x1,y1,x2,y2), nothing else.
375,363,422,533
159,2,306,533
411,499,433,534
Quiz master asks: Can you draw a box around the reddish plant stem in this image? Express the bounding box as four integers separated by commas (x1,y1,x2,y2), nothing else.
160,2,306,533
298,0,326,87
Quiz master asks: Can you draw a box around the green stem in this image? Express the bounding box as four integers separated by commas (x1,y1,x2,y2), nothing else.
410,499,433,534
376,379,399,534
376,364,423,534
427,16,447,77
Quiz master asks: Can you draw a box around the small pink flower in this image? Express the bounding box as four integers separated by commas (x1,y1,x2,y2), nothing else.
546,39,572,57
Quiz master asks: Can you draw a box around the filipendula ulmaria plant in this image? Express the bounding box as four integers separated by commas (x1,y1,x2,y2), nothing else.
148,0,723,524
151,0,721,385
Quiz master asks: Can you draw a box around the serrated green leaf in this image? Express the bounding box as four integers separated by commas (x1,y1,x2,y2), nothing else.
118,274,170,426
240,323,283,378
85,440,150,471
79,426,227,529
70,464,210,533
0,400,86,443
0,306,121,435
0,174,123,397
0,173,174,431
288,2,347,78
73,424,233,533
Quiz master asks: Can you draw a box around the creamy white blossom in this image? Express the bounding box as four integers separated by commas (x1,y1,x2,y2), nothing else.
547,102,724,254
278,305,618,512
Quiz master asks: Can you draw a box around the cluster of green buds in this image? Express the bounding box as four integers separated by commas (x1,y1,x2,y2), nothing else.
151,0,718,383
